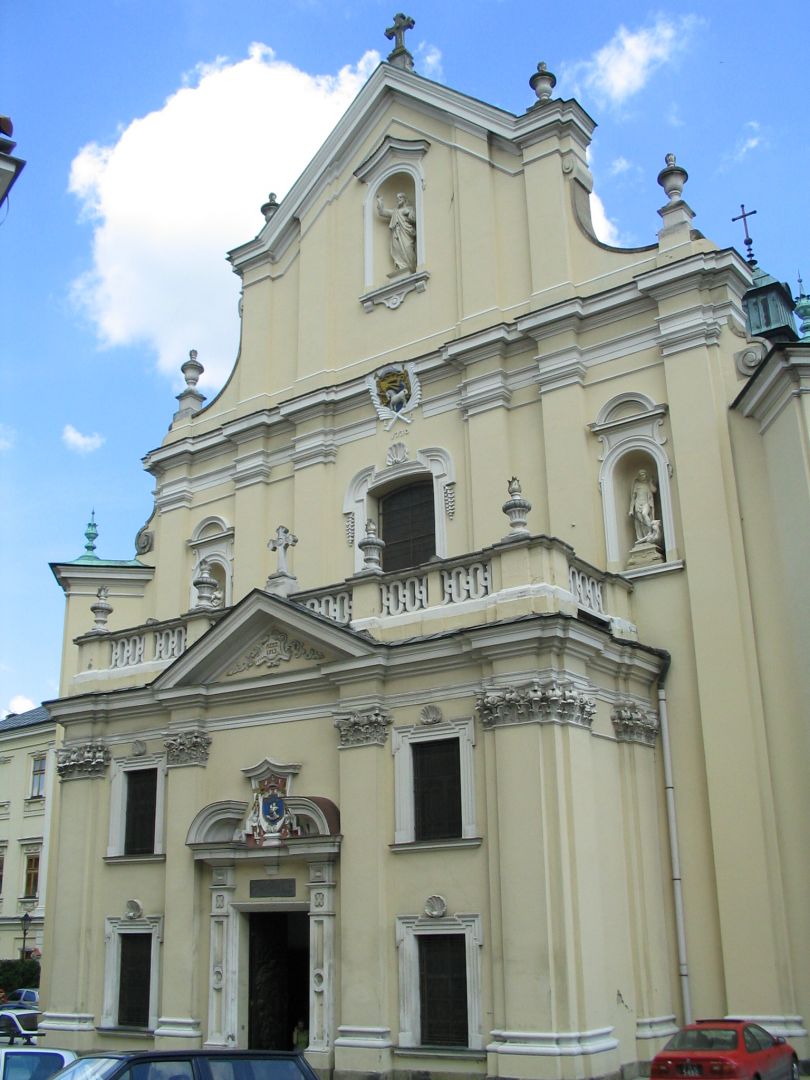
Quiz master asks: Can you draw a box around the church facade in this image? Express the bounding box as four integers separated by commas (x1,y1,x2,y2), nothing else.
40,25,810,1080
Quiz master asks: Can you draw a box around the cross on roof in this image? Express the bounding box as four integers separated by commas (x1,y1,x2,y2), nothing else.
732,203,758,266
385,12,415,69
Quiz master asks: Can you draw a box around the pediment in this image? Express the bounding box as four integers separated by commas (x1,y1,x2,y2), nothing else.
154,589,375,690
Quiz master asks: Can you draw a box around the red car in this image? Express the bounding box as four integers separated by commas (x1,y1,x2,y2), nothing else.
651,1020,799,1080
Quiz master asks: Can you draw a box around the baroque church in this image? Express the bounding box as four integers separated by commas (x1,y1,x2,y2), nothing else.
41,16,810,1080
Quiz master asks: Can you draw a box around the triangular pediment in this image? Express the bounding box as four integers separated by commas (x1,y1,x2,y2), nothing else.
154,589,376,690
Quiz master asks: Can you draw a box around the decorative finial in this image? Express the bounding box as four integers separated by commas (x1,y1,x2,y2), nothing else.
358,518,386,574
89,586,113,634
656,153,688,203
192,559,219,610
385,12,415,71
84,511,99,557
732,204,758,267
529,61,557,105
181,349,204,389
501,478,532,541
261,192,279,222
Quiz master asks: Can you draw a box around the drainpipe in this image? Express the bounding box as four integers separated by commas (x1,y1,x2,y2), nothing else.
658,671,692,1024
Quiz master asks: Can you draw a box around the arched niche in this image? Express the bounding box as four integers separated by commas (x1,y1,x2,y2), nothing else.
354,136,429,290
591,394,679,570
188,516,234,609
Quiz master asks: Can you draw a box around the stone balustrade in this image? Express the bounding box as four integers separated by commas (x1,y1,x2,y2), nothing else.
71,537,635,686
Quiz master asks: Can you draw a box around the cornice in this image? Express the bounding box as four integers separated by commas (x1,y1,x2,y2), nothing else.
733,345,810,432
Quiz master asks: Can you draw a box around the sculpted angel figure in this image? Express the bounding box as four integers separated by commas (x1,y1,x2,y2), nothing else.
376,192,417,273
629,469,661,545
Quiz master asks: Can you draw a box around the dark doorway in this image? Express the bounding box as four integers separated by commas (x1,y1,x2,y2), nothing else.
249,911,309,1050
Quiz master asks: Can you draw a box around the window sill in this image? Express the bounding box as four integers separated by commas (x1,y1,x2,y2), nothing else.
390,837,482,853
103,854,166,864
393,1046,485,1060
96,1026,153,1038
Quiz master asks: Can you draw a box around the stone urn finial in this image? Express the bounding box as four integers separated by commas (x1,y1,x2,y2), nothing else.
501,477,532,541
529,61,557,105
193,559,219,609
657,153,688,203
261,192,279,222
89,585,113,634
358,519,386,574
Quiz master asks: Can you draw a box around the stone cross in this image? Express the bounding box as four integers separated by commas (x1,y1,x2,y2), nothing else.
732,203,758,266
385,13,415,68
268,526,298,576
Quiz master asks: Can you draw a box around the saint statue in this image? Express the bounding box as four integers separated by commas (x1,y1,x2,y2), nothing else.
376,192,417,274
628,469,662,547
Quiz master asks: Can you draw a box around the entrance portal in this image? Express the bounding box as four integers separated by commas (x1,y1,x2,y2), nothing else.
249,911,309,1050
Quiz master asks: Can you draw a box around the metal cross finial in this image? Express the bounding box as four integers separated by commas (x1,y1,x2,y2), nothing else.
385,13,415,69
732,203,758,266
268,525,298,576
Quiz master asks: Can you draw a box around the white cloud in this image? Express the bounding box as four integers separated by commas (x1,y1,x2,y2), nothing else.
610,156,632,176
416,42,443,80
69,44,380,388
590,193,620,246
561,16,700,107
733,121,763,161
62,424,105,453
0,423,15,451
4,694,35,718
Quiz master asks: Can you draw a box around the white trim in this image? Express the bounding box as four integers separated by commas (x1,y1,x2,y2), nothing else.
107,756,166,858
487,1026,618,1056
636,1015,679,1040
391,718,476,845
396,912,483,1050
102,914,163,1030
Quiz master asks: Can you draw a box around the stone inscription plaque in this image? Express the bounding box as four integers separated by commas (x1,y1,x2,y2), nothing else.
249,878,296,898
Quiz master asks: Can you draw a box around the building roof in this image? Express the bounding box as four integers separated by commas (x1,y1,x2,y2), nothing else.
0,704,51,733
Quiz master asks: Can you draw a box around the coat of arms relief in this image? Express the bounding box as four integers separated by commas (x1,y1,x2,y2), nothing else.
367,362,421,430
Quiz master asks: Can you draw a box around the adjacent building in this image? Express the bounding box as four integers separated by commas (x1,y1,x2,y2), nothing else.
0,706,56,961
39,24,810,1080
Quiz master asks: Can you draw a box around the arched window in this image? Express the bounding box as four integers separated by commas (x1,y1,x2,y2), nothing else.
188,516,234,609
344,447,455,574
380,481,436,572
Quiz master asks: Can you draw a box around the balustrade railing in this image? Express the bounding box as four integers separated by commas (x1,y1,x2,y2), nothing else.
108,625,187,670
568,565,605,616
303,591,353,624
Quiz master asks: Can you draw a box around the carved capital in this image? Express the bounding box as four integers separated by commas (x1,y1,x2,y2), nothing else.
57,741,111,780
164,728,212,766
334,707,392,748
611,703,659,746
475,679,596,730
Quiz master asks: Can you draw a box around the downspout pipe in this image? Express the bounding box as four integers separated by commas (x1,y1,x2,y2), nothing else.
658,658,692,1024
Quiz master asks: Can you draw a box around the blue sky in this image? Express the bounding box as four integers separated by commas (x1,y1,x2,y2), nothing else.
2,0,807,715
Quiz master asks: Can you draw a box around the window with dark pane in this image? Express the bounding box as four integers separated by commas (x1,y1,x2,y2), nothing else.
413,738,461,841
380,481,435,572
30,755,46,798
418,934,468,1046
124,769,158,855
118,933,151,1027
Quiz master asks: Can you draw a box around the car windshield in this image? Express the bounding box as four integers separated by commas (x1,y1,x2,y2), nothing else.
52,1059,123,1080
666,1029,739,1051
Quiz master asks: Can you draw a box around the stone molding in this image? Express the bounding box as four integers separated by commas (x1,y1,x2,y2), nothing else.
611,702,659,746
476,679,596,730
57,741,111,780
165,729,212,766
334,706,392,748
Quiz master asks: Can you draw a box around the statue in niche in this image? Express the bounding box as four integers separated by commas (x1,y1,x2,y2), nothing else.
627,468,664,568
376,192,417,274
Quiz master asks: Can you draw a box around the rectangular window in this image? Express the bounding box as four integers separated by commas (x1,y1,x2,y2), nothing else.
418,934,468,1046
124,769,158,855
30,755,46,798
118,933,152,1027
24,853,39,897
413,738,461,841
